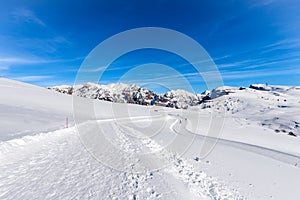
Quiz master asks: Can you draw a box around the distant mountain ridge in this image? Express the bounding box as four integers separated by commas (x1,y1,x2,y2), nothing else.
47,83,298,109
47,82,207,109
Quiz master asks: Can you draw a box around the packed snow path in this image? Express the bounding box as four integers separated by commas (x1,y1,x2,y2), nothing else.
1,113,300,199
0,115,242,200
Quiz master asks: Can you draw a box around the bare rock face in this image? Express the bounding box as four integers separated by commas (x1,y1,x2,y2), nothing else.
156,90,200,109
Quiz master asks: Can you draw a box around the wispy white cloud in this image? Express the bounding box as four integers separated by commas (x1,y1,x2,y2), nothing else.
217,59,264,69
81,66,108,72
0,66,9,71
0,66,9,77
260,39,300,54
7,8,72,54
81,64,136,73
12,75,52,82
221,67,300,80
13,8,46,26
216,56,300,71
13,36,72,54
211,38,300,72
168,67,300,81
250,0,273,8
0,57,44,64
128,65,300,83
213,38,300,65
0,55,84,79
0,55,84,65
244,57,300,69
208,15,236,38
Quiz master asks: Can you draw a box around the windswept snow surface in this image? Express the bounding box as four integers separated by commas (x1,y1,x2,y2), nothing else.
1,78,300,199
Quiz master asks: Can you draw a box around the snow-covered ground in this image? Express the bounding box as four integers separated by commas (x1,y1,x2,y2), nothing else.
1,78,300,199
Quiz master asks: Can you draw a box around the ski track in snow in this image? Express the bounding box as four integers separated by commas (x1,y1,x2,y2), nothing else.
117,122,242,200
0,116,244,200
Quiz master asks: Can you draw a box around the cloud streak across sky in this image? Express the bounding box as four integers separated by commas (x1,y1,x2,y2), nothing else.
12,8,46,27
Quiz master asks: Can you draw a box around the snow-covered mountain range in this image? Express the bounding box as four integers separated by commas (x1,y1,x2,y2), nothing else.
48,83,300,110
48,83,245,109
48,83,204,109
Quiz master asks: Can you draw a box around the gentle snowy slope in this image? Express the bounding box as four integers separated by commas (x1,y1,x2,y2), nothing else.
0,78,153,141
0,78,73,140
198,85,300,137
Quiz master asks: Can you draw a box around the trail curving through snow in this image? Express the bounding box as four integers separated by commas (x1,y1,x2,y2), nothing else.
0,113,245,200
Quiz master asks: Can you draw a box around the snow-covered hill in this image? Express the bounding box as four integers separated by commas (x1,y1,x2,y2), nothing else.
198,84,300,137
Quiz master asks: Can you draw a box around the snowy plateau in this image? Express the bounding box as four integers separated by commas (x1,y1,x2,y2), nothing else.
1,77,300,199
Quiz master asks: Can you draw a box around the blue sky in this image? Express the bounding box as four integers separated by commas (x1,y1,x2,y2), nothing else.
0,0,300,93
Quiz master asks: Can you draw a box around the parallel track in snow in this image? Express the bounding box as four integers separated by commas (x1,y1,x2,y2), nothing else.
169,114,300,168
